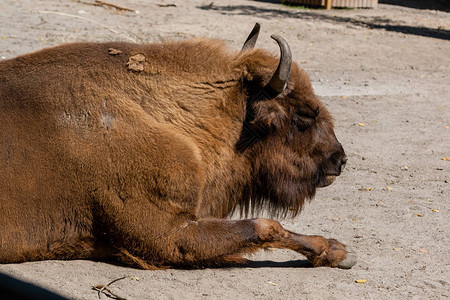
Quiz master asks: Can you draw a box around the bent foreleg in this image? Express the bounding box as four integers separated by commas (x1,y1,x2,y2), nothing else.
143,218,356,269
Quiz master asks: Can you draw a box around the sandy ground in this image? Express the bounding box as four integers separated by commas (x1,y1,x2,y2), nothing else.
0,0,449,299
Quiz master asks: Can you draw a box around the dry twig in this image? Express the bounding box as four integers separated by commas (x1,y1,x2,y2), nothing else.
92,276,127,300
93,0,136,12
74,0,136,12
37,11,137,43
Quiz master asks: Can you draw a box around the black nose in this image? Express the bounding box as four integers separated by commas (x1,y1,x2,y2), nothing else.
327,150,346,176
334,142,347,170
341,155,348,168
335,153,347,174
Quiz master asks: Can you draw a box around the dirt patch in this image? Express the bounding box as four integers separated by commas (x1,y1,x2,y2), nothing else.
0,0,449,299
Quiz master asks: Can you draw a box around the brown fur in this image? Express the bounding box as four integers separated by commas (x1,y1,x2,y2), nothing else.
0,36,350,268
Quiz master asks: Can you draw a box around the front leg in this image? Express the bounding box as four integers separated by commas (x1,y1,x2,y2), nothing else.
252,219,357,269
108,211,356,269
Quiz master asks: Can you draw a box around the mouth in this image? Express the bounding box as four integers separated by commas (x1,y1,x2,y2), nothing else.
317,175,336,188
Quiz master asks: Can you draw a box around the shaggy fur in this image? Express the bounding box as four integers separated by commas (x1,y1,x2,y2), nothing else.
0,35,350,268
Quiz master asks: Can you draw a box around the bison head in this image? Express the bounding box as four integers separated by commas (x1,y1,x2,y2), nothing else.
237,24,347,217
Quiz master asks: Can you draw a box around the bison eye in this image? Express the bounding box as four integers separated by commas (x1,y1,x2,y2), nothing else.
292,112,316,132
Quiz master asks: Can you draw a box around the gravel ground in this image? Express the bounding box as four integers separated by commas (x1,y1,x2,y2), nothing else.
0,0,449,299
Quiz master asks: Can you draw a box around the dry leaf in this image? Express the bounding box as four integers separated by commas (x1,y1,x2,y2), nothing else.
441,158,450,161
418,248,427,253
108,48,122,55
357,122,365,126
355,279,367,283
393,247,403,251
430,209,439,212
267,281,278,286
416,214,424,217
359,187,372,191
426,199,433,202
127,53,146,72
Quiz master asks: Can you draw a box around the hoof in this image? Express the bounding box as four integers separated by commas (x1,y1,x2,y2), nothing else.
338,248,357,269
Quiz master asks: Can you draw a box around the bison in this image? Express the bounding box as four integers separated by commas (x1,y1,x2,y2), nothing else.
0,23,356,269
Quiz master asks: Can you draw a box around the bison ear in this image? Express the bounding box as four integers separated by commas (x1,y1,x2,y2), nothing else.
251,100,287,129
236,99,287,151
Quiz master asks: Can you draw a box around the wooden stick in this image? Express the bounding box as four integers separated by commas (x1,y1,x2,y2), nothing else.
325,0,332,10
94,0,135,12
38,11,137,43
93,276,127,300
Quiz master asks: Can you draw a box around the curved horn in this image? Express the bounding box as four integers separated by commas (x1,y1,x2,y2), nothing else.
264,34,292,97
241,23,261,51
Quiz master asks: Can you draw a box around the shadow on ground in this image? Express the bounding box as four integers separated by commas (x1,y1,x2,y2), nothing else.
0,273,68,300
246,259,313,268
379,0,449,12
167,259,313,270
253,0,450,11
199,4,450,40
